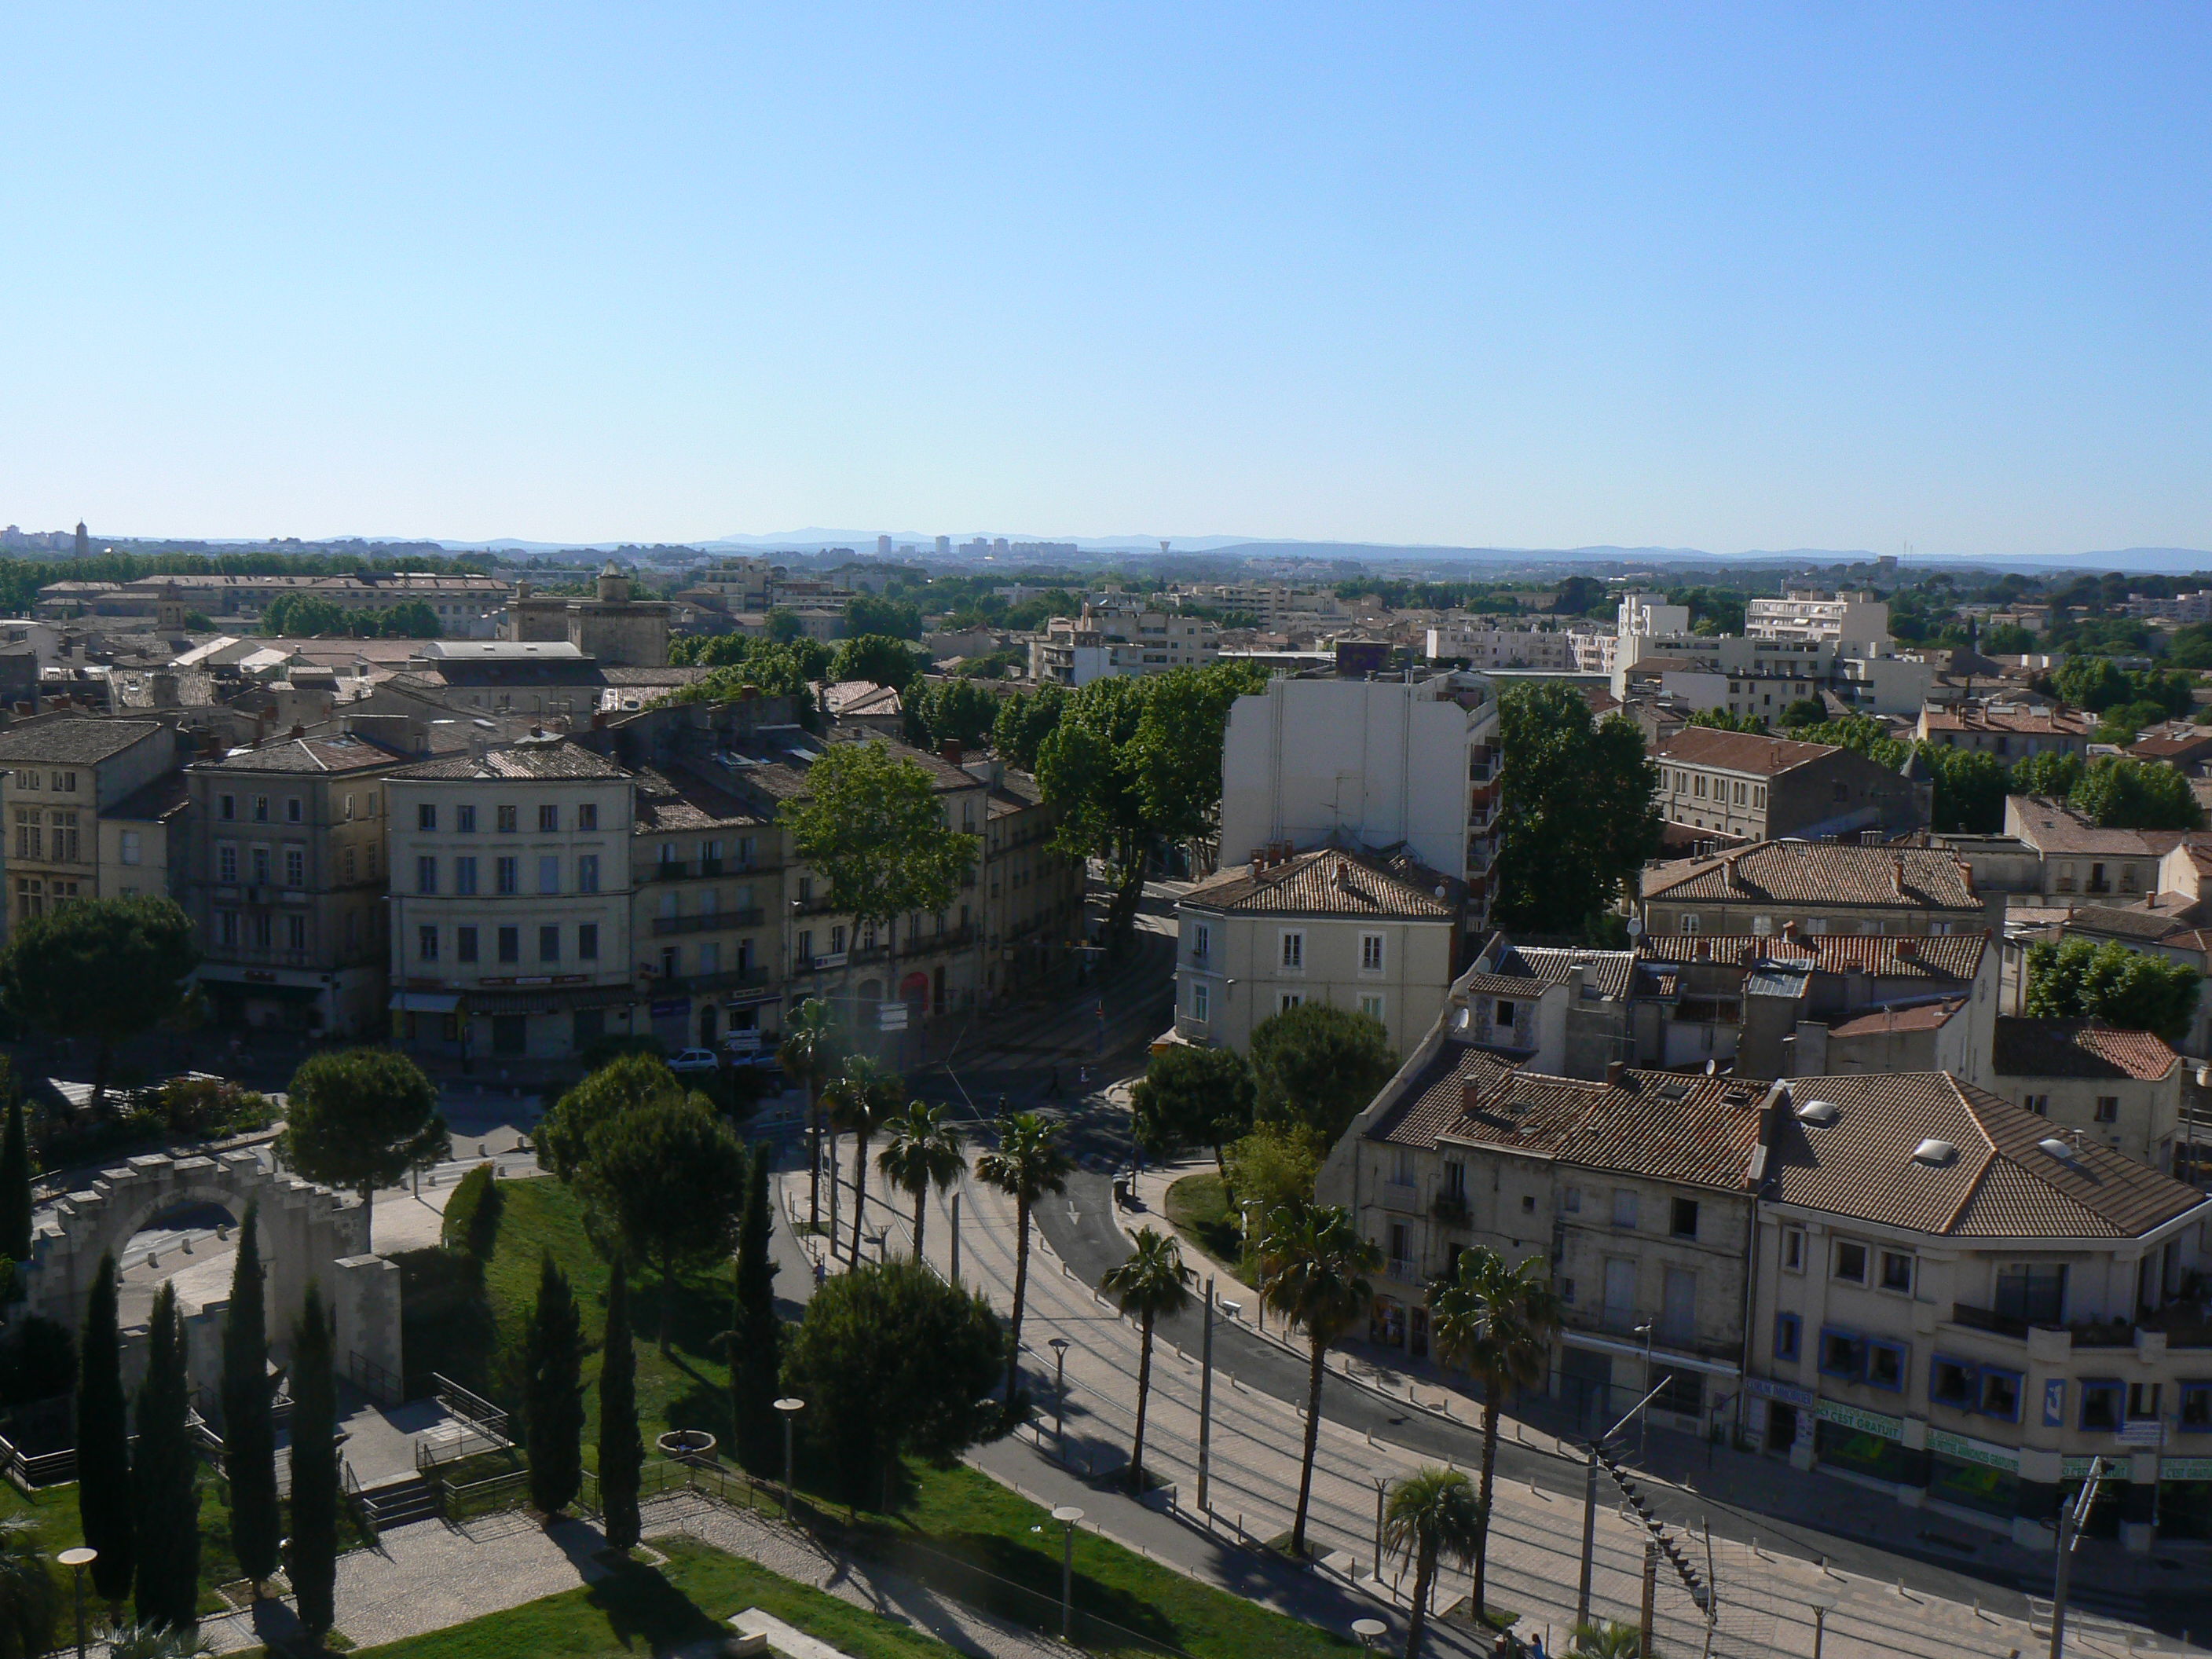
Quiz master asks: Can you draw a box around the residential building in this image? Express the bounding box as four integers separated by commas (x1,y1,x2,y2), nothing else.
100,770,189,903
970,755,1084,1006
1640,842,1985,939
1616,591,1693,642
1991,1019,2188,1172
1918,705,2093,762
505,563,672,667
1650,727,1927,844
1744,589,1891,648
0,716,189,933
1422,624,1583,672
2002,798,2179,902
1218,670,1503,932
1027,606,1219,686
381,641,706,721
1172,845,1459,1057
1745,1072,2210,1551
627,762,778,1053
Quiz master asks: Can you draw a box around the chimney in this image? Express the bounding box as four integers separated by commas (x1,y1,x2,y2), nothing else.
1890,853,1907,899
1248,848,1265,870
1898,936,1917,958
1606,1060,1625,1088
287,723,306,740
1782,918,1800,941
940,739,964,769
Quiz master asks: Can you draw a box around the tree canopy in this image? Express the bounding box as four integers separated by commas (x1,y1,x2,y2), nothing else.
1494,683,1661,933
830,633,925,692
780,741,973,936
1247,1001,1396,1146
844,593,924,640
2025,938,2203,1041
573,1096,749,1343
536,1053,697,1181
280,1048,446,1222
2067,755,2206,831
1129,1043,1256,1170
0,896,198,1102
906,676,1000,753
992,684,1069,771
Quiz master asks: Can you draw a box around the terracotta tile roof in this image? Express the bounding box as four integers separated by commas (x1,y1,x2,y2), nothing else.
2007,799,2185,857
1991,1018,2181,1082
822,680,904,717
1921,708,2091,737
1512,947,1637,1001
631,764,769,831
1642,843,1980,911
1826,999,1965,1037
389,740,630,781
1763,1073,2204,1240
1635,932,1988,981
0,716,163,764
1181,847,1455,921
1650,727,1841,776
2062,904,2194,943
195,733,414,774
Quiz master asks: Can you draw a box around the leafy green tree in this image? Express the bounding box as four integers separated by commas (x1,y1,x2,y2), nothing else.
1779,696,1828,727
728,1147,782,1471
1568,1620,1644,1657
1247,1002,1395,1145
975,1112,1073,1405
2097,700,2170,745
844,594,923,640
288,1283,339,1647
221,1206,280,1590
1429,1248,1562,1618
598,1261,643,1551
670,632,753,668
575,1097,747,1350
1788,715,1908,765
0,1514,57,1659
1983,624,2038,655
1221,1124,1321,1224
1495,684,1661,932
908,677,1000,752
2026,938,2203,1040
1258,1201,1381,1556
823,1057,904,1264
766,607,804,644
2068,755,2206,830
779,741,974,998
1921,743,2010,834
992,684,1069,770
1100,1229,1192,1492
537,1053,691,1181
2056,655,2133,713
780,1258,1003,1505
76,1254,134,1605
0,1316,73,1411
1384,1469,1482,1659
440,1162,504,1258
2166,623,2212,672
0,895,198,1105
379,599,441,638
830,633,925,691
1684,708,1766,733
1129,1044,1255,1177
280,1047,447,1231
778,1000,842,1231
2012,749,2085,799
130,1283,198,1630
518,1251,588,1514
0,1093,28,1265
877,1099,963,1258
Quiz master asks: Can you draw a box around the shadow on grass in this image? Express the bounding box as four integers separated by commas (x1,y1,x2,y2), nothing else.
584,1555,727,1654
396,1247,498,1395
861,1523,1187,1654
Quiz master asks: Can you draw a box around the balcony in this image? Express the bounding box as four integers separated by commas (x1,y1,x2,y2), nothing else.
652,862,690,882
1379,1178,1423,1214
653,965,771,998
1431,1191,1470,1228
650,908,766,937
1385,1258,1421,1284
1950,1302,2031,1339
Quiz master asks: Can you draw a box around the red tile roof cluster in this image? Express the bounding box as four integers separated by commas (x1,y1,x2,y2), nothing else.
1991,1018,2181,1082
1651,727,1843,776
1643,843,1979,911
1181,847,1456,921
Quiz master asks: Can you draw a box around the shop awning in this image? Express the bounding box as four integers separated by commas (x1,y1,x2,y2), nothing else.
390,992,462,1013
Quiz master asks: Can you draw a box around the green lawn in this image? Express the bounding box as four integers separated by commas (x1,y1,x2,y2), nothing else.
1161,1174,1245,1279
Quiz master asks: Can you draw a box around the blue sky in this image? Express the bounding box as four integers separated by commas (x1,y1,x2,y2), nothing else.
2,4,2208,555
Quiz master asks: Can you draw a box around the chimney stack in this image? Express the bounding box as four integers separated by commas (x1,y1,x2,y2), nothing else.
941,739,964,769
1606,1060,1625,1088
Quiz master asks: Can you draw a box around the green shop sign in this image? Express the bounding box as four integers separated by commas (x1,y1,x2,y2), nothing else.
1927,1430,2018,1473
1815,1399,1905,1441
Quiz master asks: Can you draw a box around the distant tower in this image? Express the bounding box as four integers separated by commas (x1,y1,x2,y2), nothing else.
73,522,89,558
1160,540,1170,556
595,559,632,604
876,535,893,557
156,582,187,635
935,535,950,558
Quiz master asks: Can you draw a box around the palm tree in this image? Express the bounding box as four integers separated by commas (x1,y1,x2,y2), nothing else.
877,1098,964,1258
823,1054,903,1264
0,1516,58,1659
1258,1199,1381,1556
778,998,840,1231
1099,1227,1193,1491
1430,1247,1563,1619
1569,1619,1643,1657
974,1111,1073,1407
1382,1467,1482,1659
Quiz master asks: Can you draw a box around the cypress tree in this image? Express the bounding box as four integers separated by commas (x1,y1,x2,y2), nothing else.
729,1145,782,1470
521,1251,586,1516
75,1252,134,1606
597,1261,642,1551
0,1089,31,1265
289,1281,339,1646
221,1204,280,1588
132,1282,200,1630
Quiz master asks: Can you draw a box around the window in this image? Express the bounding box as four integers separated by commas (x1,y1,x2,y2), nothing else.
1879,1251,1915,1294
1611,1189,1639,1229
418,804,438,831
1773,1313,1801,1361
577,854,599,893
1496,998,1516,1027
2181,1382,2212,1431
496,856,518,895
577,923,599,960
416,856,438,895
1280,930,1304,971
216,910,238,948
252,794,269,822
1833,1240,1869,1284
1562,1186,1580,1213
456,804,477,833
1191,922,1210,961
1360,993,1385,1023
1679,914,1700,933
2024,1093,2049,1115
287,797,302,823
50,812,77,862
10,811,35,862
218,844,238,883
1818,1328,1867,1381
119,830,141,866
2078,1379,2123,1430
1866,1340,1908,1392
538,855,560,895
539,925,561,963
287,914,306,950
537,803,558,832
1994,1263,2067,1325
253,913,271,948
1669,1198,1699,1240
1279,991,1304,1013
283,845,303,886
1979,1366,2023,1423
577,803,597,831
454,856,478,895
251,846,270,884
456,926,478,963
1782,1227,1806,1273
346,912,358,948
1361,933,1385,972
1192,982,1210,1023
418,925,439,962
2095,1096,2119,1123
344,793,355,821
496,804,518,833
344,846,357,882
797,876,812,904
496,925,519,964
2130,1382,2163,1421
220,793,236,821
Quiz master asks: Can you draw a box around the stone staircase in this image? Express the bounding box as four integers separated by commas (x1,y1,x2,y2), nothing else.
357,1471,439,1530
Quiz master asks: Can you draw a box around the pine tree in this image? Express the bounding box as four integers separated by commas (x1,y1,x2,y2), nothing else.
521,1251,587,1516
75,1253,134,1606
131,1283,200,1629
288,1282,339,1646
729,1145,782,1470
221,1205,280,1588
0,1088,31,1265
597,1262,643,1551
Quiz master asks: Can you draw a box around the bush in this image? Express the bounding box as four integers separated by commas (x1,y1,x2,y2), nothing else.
0,1314,75,1407
441,1163,504,1258
149,1075,276,1139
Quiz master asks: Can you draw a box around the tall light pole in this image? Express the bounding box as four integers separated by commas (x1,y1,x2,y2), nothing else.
1053,1506,1085,1639
1196,1277,1215,1511
774,1397,805,1519
1049,1337,1071,1458
1635,1320,1655,1462
1370,1474,1391,1579
57,1547,94,1659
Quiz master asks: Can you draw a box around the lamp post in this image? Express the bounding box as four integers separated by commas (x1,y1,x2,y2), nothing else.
1053,1506,1084,1639
1240,1202,1262,1334
1805,1592,1837,1659
774,1397,805,1519
1370,1474,1391,1579
57,1547,94,1659
1635,1320,1655,1461
1049,1337,1071,1458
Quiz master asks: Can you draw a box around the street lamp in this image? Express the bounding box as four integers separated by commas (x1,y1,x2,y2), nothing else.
1049,1337,1072,1457
1805,1592,1837,1659
1635,1321,1655,1461
774,1397,805,1519
1052,1505,1084,1639
57,1547,94,1659
1369,1474,1392,1579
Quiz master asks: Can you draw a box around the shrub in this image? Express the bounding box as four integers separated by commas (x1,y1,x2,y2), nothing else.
441,1163,504,1258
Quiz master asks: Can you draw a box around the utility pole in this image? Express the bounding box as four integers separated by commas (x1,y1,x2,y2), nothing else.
949,1190,961,1287
2050,1456,2117,1659
1577,1446,1597,1625
1196,1276,1214,1511
1639,1541,1657,1657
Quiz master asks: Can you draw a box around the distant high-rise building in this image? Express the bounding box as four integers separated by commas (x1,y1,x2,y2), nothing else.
936,535,951,557
73,522,89,558
1159,540,1170,555
876,534,893,556
992,537,1009,557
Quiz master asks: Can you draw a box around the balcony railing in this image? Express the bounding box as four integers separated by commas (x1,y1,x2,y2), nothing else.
653,862,690,882
1379,1178,1423,1214
650,908,766,937
1431,1191,1470,1227
1385,1258,1420,1284
653,965,771,998
1950,1302,2031,1340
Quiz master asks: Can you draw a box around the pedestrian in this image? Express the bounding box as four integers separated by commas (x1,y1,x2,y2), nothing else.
1078,1064,1089,1089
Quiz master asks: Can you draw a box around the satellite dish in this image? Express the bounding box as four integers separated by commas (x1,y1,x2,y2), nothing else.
1625,916,1644,939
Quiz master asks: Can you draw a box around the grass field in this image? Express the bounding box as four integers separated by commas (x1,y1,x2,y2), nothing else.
1159,1174,1246,1279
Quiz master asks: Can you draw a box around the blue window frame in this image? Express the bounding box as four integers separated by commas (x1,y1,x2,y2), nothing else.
1866,1339,1909,1393
1929,1354,1976,1411
1773,1313,1801,1362
1978,1364,2023,1422
2181,1381,2212,1433
1817,1327,1866,1382
2080,1379,2123,1433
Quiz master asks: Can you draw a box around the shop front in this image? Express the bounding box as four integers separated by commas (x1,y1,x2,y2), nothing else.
1812,1399,1917,1485
2159,1457,2212,1540
1925,1429,2019,1522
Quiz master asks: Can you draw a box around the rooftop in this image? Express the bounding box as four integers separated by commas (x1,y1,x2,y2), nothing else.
2005,797,2185,858
387,740,632,782
1650,727,1843,776
196,733,418,775
0,716,164,765
1634,930,1988,981
1181,846,1456,921
1991,1017,2182,1082
1642,841,1980,911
